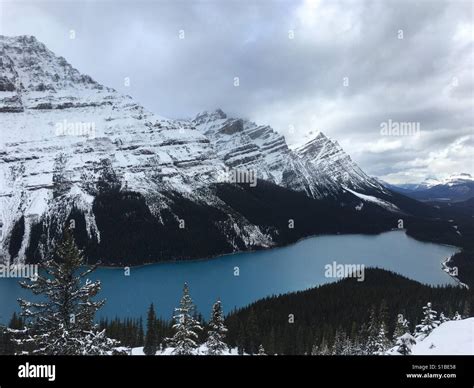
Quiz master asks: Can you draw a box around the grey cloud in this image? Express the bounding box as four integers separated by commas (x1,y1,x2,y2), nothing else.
2,0,472,183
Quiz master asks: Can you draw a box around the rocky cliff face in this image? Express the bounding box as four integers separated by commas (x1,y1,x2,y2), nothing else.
193,110,387,198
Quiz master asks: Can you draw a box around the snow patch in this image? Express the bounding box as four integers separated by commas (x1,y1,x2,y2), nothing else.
344,187,401,213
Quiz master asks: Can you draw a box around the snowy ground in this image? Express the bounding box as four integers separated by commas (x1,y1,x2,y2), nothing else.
126,344,242,356
411,318,474,355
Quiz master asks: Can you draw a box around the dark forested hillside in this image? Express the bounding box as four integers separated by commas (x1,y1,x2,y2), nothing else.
21,180,467,267
224,268,473,355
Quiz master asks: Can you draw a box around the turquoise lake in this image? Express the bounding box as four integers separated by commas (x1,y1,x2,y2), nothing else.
0,231,459,323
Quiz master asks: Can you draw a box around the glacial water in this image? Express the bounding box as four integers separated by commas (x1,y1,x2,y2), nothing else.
0,231,459,323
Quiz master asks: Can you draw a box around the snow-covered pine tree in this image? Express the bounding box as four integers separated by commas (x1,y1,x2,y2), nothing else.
257,344,266,355
341,335,354,355
168,283,202,355
439,312,450,324
351,336,364,355
205,299,228,355
312,336,329,355
96,158,121,194
357,323,369,355
394,333,416,355
392,314,409,343
10,228,121,355
144,303,157,355
372,301,390,355
453,311,462,320
52,153,72,198
374,323,390,355
365,307,379,354
332,329,346,355
415,302,440,340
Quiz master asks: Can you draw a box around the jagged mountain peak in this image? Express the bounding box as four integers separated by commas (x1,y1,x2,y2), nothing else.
295,131,333,157
0,35,39,46
295,132,384,192
193,112,384,196
193,108,227,125
0,35,100,93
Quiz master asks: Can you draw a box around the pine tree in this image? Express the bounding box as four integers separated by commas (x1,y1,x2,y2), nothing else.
394,333,416,355
144,303,157,355
245,309,259,354
351,336,363,355
357,323,369,355
137,317,144,346
9,312,23,330
52,153,72,197
374,323,390,355
462,301,471,318
415,302,439,340
391,315,414,355
439,312,449,324
319,336,330,355
168,283,202,355
10,228,120,355
365,307,379,354
205,299,228,355
341,335,354,355
378,300,389,328
392,314,409,344
97,158,121,194
332,329,346,355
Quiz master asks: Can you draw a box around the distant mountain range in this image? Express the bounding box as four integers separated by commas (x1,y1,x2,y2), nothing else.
0,35,466,266
383,173,474,202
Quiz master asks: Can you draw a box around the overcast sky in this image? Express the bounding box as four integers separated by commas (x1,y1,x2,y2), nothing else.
1,0,473,183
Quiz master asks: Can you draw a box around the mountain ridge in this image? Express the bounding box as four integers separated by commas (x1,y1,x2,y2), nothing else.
386,173,474,202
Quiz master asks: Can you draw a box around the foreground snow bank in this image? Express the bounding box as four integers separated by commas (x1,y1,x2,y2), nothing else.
127,344,242,356
411,318,473,355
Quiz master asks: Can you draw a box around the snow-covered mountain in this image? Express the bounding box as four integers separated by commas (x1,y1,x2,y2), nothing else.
388,173,474,202
0,35,429,265
193,109,387,198
0,35,244,263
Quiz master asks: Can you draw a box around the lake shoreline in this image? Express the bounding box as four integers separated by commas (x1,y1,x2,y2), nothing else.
93,228,461,270
92,230,463,292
